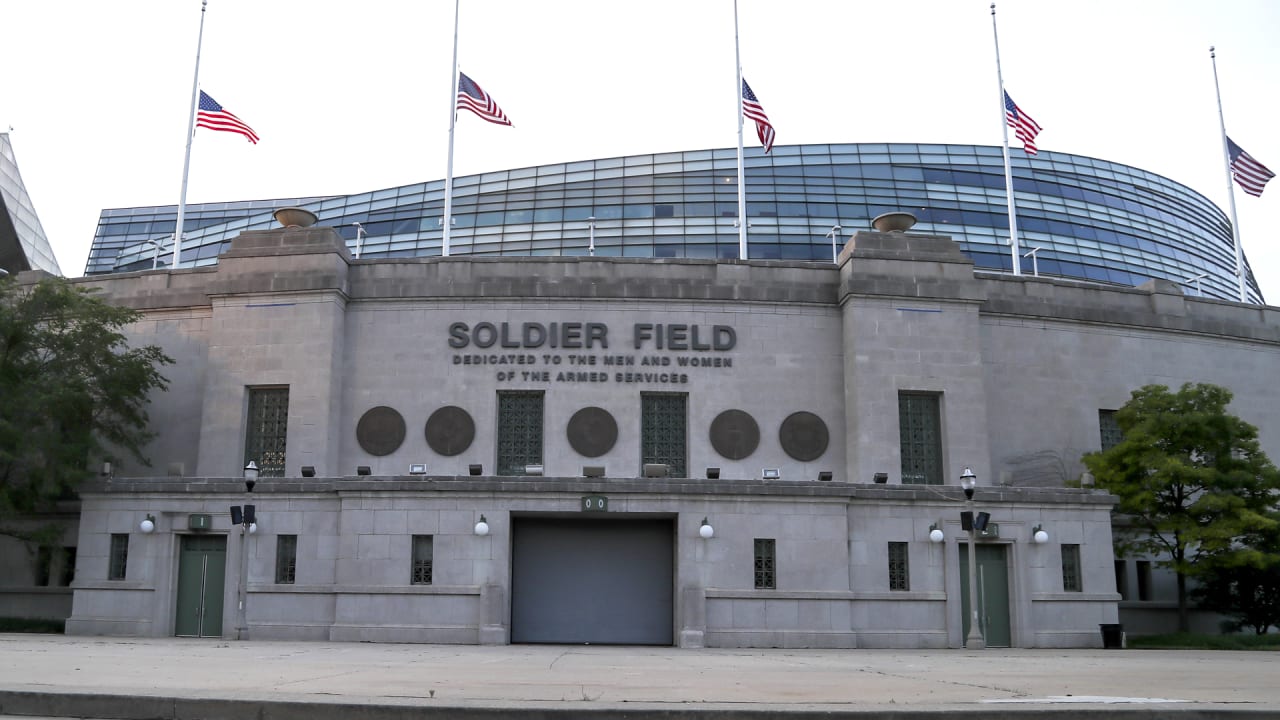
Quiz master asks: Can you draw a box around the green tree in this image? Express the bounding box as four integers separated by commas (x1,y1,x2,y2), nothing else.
1082,383,1280,632
0,276,172,542
1191,516,1280,635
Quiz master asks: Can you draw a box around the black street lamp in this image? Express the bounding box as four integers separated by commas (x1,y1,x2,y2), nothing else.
960,467,986,650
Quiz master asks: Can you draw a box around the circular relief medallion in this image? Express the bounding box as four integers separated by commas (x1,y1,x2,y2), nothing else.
709,409,760,460
424,405,476,456
778,411,829,462
566,407,618,458
355,406,407,457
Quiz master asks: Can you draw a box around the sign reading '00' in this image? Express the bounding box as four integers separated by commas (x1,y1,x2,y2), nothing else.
448,320,738,385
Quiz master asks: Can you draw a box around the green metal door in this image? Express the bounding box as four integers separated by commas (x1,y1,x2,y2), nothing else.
175,535,227,637
959,543,1011,647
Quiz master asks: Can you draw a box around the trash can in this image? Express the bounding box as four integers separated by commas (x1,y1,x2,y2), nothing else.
1099,623,1124,649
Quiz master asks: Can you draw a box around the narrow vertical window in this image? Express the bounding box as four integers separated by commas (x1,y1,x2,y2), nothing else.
36,547,53,586
496,391,543,476
641,392,687,478
275,534,297,584
246,387,289,478
1098,409,1122,451
61,547,77,586
1114,560,1129,601
754,538,776,589
411,535,433,585
1136,560,1152,601
1061,543,1082,592
898,392,942,484
888,542,910,591
108,534,129,581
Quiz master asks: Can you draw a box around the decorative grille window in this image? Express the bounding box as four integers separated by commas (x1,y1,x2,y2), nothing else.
497,391,543,476
108,534,129,581
641,392,687,478
888,542,910,591
1061,543,1082,592
1098,409,1122,451
275,535,297,584
245,387,289,478
754,538,776,589
411,535,433,585
898,392,942,484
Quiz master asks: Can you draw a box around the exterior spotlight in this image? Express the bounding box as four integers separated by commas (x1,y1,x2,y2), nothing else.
243,460,259,492
960,466,976,499
818,471,833,482
761,468,781,480
474,514,490,536
468,464,483,476
699,517,714,539
872,472,889,484
140,514,156,534
928,523,944,543
300,465,316,478
1032,524,1049,544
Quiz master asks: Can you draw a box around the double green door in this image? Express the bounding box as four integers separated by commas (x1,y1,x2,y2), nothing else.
175,535,227,637
959,543,1011,647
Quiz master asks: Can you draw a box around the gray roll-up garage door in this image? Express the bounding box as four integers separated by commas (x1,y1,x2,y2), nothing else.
512,516,673,645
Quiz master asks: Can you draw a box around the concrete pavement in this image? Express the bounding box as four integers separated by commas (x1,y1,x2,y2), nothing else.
0,634,1277,719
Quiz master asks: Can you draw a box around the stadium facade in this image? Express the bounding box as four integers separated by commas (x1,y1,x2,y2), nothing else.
0,133,61,276
87,143,1264,304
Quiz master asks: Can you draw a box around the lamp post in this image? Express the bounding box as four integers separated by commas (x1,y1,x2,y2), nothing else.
231,461,259,640
960,467,986,649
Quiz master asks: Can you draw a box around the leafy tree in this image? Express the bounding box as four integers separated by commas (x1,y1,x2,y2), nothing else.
1082,383,1280,632
1191,516,1280,635
0,276,172,542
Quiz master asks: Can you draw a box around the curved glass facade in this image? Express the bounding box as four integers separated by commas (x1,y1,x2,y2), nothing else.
87,143,1263,303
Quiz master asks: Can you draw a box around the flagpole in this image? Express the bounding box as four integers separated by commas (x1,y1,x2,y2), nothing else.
734,0,747,259
990,3,1021,276
442,0,461,258
174,0,208,270
1210,46,1249,303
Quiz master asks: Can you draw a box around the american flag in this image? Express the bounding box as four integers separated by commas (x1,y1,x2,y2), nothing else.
742,79,775,154
457,72,512,126
196,91,259,144
1003,91,1042,155
1227,137,1274,197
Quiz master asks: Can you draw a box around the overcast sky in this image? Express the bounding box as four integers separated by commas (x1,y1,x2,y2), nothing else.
3,0,1278,300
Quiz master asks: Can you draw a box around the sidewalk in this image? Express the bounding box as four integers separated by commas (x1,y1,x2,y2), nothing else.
1,634,1278,719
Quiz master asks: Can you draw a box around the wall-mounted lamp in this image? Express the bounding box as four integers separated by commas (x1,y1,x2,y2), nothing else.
583,465,605,477
761,468,781,480
300,466,316,478
1032,524,1049,544
469,464,483,476
140,514,156,534
818,471,833,482
928,522,945,543
474,514,490,536
356,466,372,476
705,467,720,480
101,461,114,478
243,460,259,492
409,464,427,475
872,472,889,484
525,464,544,476
699,517,714,539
